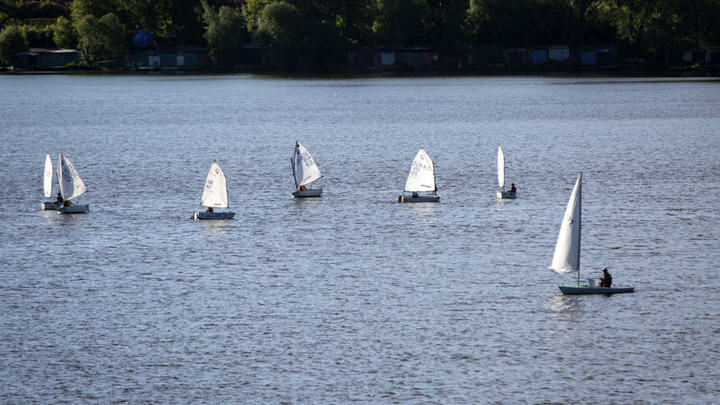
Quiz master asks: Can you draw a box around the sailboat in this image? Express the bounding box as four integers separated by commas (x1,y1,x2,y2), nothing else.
496,146,516,199
193,160,235,220
550,174,634,294
398,148,440,203
42,152,61,210
56,153,89,213
291,142,323,197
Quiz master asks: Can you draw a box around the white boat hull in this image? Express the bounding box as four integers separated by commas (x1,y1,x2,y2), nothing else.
58,204,89,213
42,202,61,210
398,195,441,203
559,285,635,294
193,212,235,220
497,191,517,199
292,189,323,198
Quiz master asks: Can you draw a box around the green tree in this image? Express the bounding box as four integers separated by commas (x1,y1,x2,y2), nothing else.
332,0,373,47
70,0,118,21
120,0,230,46
254,1,342,69
202,0,246,67
567,0,608,58
467,0,521,49
426,0,470,60
54,15,79,49
75,13,125,65
0,24,29,65
664,0,720,53
372,0,429,50
71,0,130,49
20,24,55,48
242,0,272,29
254,1,305,68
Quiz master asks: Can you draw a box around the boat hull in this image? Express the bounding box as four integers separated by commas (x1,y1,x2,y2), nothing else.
292,189,323,198
42,202,61,210
559,285,635,294
58,205,90,213
497,191,517,199
193,212,235,220
399,195,441,203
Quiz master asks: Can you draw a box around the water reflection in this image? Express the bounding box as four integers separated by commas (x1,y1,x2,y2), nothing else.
199,219,233,236
548,294,584,324
549,294,582,312
55,212,89,226
494,198,508,213
40,209,57,224
404,202,440,217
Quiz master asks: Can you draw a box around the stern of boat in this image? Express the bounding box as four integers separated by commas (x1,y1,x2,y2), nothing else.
194,212,236,220
292,189,323,198
58,205,89,213
42,202,61,210
399,195,441,203
559,285,635,294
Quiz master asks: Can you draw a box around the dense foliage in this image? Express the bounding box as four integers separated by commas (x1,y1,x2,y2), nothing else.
0,0,718,67
202,0,246,67
0,24,29,64
75,12,124,65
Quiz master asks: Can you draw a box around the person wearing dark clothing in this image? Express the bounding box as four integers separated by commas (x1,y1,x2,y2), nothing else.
599,268,612,287
510,183,517,193
56,192,63,203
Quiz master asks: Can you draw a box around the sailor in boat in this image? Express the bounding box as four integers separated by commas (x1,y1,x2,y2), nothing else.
412,191,419,198
206,207,214,213
63,200,73,207
56,192,63,204
598,268,612,287
299,185,307,192
510,183,517,193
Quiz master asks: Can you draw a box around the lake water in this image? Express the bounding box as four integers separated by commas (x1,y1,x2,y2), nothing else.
1,73,719,404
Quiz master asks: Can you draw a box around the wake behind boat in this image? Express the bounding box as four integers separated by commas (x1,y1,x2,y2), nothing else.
57,153,89,214
550,173,634,294
398,148,440,203
496,146,517,199
42,152,61,210
291,142,323,197
193,160,235,220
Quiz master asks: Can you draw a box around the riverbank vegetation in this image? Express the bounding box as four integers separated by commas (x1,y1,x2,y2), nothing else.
1,0,718,68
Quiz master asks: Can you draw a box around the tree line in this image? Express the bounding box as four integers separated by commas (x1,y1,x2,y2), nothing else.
1,0,719,68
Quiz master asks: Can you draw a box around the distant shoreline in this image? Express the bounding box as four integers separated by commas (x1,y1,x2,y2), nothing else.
2,66,719,79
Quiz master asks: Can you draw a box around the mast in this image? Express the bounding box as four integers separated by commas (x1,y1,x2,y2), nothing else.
433,158,437,195
291,141,299,190
577,173,582,286
498,146,505,191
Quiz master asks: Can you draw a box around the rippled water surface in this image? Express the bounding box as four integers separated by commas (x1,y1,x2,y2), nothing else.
1,74,719,404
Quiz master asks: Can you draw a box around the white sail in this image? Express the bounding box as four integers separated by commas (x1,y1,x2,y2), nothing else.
550,174,582,274
200,160,229,208
498,146,505,189
44,152,53,198
57,153,87,201
291,142,322,188
404,148,436,192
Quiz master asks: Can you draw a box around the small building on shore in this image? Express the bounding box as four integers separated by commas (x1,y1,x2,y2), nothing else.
347,47,439,69
577,45,618,65
115,46,209,69
15,48,80,69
